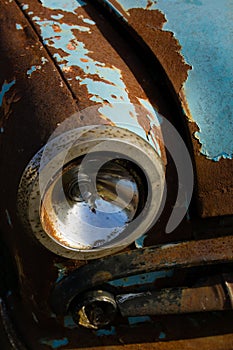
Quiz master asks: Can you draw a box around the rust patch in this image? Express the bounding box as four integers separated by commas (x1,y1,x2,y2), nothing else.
52,24,62,32
127,8,191,94
189,121,233,217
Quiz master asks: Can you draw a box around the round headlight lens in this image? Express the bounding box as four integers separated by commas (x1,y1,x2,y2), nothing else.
40,154,146,251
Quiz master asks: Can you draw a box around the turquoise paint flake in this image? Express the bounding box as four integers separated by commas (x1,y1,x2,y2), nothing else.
0,80,16,106
153,0,233,160
135,234,146,248
16,23,23,30
40,338,69,349
95,326,116,336
51,14,64,19
98,102,161,154
109,270,174,287
128,316,151,325
82,18,95,25
40,0,86,14
35,19,147,133
137,97,162,156
54,263,67,282
159,331,166,339
35,6,162,156
22,4,29,10
27,65,41,76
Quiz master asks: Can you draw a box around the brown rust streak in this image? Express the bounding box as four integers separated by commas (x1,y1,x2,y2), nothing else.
189,122,233,217
132,235,233,271
127,8,191,94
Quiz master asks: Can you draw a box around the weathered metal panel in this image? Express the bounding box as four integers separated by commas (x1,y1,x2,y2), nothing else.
100,0,233,217
0,0,233,348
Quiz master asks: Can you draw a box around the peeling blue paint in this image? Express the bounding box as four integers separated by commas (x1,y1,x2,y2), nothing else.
98,103,161,155
54,263,67,282
16,23,23,30
158,331,166,339
27,65,41,76
22,4,29,10
0,80,16,106
32,16,41,21
95,326,116,336
82,18,95,25
40,0,86,14
109,270,174,287
151,0,233,161
51,14,64,20
107,1,233,161
34,12,162,154
135,234,147,248
128,316,151,325
40,338,69,349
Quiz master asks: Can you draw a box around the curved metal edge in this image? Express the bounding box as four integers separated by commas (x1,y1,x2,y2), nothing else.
0,298,28,350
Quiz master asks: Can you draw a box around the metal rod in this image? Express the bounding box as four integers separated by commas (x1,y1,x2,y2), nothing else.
51,235,233,314
117,284,228,317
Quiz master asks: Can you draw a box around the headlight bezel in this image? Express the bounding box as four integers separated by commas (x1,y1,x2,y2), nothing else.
17,125,165,260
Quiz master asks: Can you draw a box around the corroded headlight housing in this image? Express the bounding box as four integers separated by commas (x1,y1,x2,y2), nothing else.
18,125,165,259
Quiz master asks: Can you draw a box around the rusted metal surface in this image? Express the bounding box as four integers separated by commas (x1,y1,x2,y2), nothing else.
51,235,233,315
0,0,232,348
117,284,228,317
0,0,189,348
94,0,233,218
16,0,167,158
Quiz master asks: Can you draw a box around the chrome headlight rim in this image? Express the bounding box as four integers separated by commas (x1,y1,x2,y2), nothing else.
17,125,165,260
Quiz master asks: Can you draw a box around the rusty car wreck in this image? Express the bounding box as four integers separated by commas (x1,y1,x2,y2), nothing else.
0,0,233,349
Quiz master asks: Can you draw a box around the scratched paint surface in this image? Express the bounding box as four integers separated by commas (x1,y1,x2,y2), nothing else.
25,0,162,155
117,0,233,161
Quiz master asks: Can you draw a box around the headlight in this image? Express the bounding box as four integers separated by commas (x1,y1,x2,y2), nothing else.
18,125,165,259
